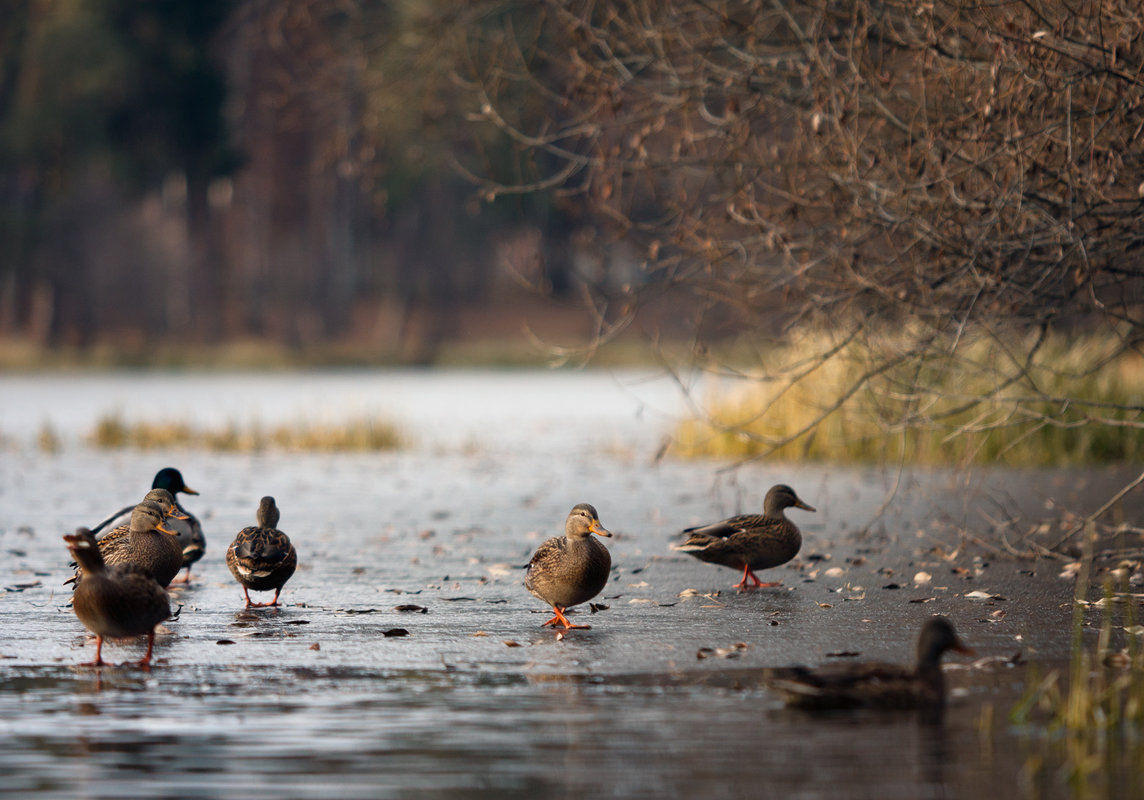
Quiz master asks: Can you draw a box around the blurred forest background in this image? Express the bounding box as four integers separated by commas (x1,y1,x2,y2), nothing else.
2,0,1143,466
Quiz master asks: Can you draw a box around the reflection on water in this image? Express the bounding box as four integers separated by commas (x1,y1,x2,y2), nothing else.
0,668,989,799
3,664,1141,799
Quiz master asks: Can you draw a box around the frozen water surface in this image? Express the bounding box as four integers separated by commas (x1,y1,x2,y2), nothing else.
0,369,1140,798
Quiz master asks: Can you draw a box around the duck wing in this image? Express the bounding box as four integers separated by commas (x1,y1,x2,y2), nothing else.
90,504,134,536
232,527,293,566
682,513,769,539
766,662,918,708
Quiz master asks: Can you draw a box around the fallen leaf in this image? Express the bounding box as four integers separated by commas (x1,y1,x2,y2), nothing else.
823,567,845,578
4,581,41,592
216,639,236,645
382,628,410,637
589,603,609,613
472,631,489,637
679,588,704,597
503,640,521,648
914,571,932,585
394,604,428,613
827,650,861,658
909,597,936,604
817,602,833,609
309,643,320,651
697,642,747,660
882,583,902,590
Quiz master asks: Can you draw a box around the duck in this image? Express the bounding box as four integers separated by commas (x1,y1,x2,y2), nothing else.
76,490,185,588
672,484,815,589
764,616,975,710
226,496,298,607
91,467,206,583
524,503,613,629
64,528,172,668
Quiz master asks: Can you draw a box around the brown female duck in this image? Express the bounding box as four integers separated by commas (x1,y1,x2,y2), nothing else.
64,528,171,668
226,496,298,607
91,468,206,583
524,503,612,630
80,490,185,588
673,484,815,589
764,616,974,710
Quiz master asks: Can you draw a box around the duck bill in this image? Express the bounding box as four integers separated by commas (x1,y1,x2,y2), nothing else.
591,523,613,538
182,485,200,496
156,521,179,536
795,500,816,512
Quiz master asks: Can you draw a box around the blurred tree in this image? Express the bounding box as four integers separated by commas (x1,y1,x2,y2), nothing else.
458,0,1144,474
103,0,238,339
0,0,237,344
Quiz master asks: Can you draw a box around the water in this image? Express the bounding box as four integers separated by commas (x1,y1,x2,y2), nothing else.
0,368,1140,798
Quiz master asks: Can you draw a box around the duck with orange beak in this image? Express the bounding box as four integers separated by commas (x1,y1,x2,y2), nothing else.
525,503,613,630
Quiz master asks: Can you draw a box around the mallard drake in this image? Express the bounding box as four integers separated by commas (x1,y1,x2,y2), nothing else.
672,484,815,589
226,496,297,608
78,490,185,588
764,616,974,710
64,528,171,668
91,467,206,583
524,503,613,630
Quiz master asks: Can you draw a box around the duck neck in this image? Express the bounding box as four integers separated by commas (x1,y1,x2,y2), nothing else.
566,533,597,552
762,501,788,520
915,645,947,691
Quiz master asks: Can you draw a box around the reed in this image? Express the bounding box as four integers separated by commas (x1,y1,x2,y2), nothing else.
87,413,405,452
671,330,1144,466
1011,523,1144,794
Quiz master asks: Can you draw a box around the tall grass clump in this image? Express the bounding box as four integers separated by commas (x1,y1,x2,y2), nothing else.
88,413,405,452
1011,523,1144,795
672,329,1144,466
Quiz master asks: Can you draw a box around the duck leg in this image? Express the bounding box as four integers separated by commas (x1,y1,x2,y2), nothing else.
80,635,108,667
174,566,193,584
243,587,282,608
136,631,156,669
541,605,591,630
734,565,781,590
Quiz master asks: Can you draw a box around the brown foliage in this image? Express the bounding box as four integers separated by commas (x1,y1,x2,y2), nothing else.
462,0,1144,334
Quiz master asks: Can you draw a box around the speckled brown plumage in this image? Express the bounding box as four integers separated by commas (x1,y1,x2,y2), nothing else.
524,503,612,629
65,528,171,668
81,490,184,588
764,617,974,710
226,496,297,608
673,484,815,589
90,468,206,583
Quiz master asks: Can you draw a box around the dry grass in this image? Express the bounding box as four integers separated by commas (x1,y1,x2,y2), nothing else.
88,413,406,452
671,330,1144,467
1011,524,1144,793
